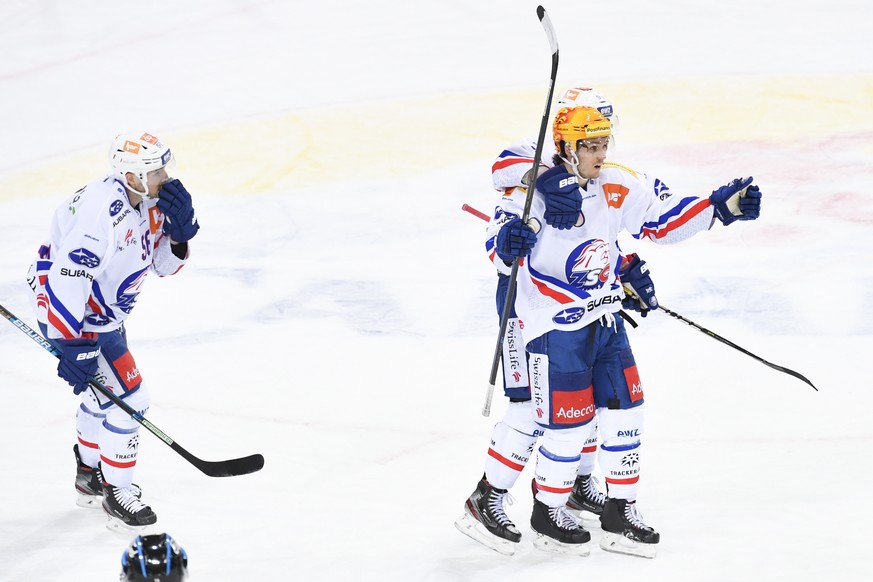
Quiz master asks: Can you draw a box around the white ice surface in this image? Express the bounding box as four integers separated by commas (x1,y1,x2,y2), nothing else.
1,1,872,580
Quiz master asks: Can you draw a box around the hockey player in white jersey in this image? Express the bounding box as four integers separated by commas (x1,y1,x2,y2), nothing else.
25,131,200,532
490,87,619,524
458,106,761,557
456,88,627,557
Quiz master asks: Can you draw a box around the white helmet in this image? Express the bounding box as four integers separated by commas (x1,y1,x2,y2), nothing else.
555,87,620,145
108,132,174,195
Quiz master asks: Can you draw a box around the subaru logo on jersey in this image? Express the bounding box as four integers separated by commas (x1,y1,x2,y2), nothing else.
86,314,112,326
553,307,586,324
68,248,100,269
109,200,124,216
566,238,610,290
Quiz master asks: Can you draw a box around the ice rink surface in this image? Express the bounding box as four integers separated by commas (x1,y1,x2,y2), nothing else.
1,1,872,580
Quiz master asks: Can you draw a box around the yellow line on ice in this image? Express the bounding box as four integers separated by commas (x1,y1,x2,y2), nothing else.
1,73,870,200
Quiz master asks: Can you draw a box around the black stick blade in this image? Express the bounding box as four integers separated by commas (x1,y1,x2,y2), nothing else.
658,305,818,391
175,445,265,477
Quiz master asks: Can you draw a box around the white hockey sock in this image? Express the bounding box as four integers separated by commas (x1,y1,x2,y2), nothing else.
598,407,645,500
99,419,140,488
599,441,641,499
576,417,599,477
484,400,539,490
98,390,148,488
75,402,104,467
534,424,592,506
485,422,538,490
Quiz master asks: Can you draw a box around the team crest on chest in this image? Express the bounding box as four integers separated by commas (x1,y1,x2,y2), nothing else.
566,238,611,290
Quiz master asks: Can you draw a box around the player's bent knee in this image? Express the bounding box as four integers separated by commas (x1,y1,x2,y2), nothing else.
105,384,150,430
598,405,644,448
502,400,540,436
540,423,594,458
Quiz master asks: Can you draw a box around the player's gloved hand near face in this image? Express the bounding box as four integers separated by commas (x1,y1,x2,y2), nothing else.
56,338,100,395
536,165,583,230
495,217,538,262
620,253,657,317
709,176,762,226
157,179,200,242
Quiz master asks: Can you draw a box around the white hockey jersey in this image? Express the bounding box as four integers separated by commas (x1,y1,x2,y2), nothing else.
485,161,715,343
491,136,551,191
27,175,188,340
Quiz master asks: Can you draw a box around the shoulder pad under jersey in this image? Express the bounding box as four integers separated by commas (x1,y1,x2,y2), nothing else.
601,161,640,179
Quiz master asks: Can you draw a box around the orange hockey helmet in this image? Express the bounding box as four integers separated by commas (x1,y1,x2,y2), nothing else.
552,106,611,153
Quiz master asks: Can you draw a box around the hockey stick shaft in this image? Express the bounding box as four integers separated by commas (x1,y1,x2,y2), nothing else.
484,5,559,417
0,303,265,476
461,203,490,222
657,304,818,391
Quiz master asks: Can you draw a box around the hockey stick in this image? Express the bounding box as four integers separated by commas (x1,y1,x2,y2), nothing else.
0,303,265,477
657,304,818,391
484,5,559,417
461,203,490,222
467,203,813,389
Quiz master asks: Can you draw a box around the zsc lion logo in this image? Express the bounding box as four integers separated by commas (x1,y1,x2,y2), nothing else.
566,239,611,290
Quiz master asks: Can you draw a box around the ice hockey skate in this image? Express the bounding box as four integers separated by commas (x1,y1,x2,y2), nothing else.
102,478,157,533
530,480,591,556
454,475,521,556
74,445,141,509
599,497,660,558
74,444,104,508
565,473,605,528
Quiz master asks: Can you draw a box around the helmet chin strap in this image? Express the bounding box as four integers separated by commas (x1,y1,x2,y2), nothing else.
124,172,149,197
559,148,591,188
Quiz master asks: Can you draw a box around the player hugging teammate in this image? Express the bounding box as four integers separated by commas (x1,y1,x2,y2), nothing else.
456,87,762,558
